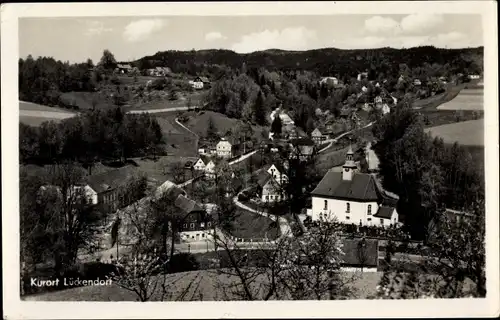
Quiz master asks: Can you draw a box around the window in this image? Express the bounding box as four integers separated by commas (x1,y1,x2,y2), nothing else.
190,223,195,229
367,218,372,222
201,222,205,228
367,205,372,215
207,222,211,227
346,203,350,213
324,200,328,210
202,234,205,238
266,195,269,200
346,216,350,220
183,224,187,229
380,219,384,225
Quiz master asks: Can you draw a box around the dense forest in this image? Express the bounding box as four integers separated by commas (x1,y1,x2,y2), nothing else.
19,108,164,168
135,46,483,79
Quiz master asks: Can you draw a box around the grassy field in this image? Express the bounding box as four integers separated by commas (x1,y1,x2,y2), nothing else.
424,119,484,146
155,114,199,157
19,101,77,126
22,269,384,301
412,85,463,110
437,88,483,111
183,110,266,140
125,91,206,111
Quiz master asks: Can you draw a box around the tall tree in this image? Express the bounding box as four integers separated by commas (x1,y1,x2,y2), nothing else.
253,90,267,126
270,114,283,137
98,49,117,70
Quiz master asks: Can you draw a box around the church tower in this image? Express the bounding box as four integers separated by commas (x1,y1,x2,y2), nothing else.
342,145,357,181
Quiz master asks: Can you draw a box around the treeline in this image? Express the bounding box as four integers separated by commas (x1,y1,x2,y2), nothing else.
136,46,483,79
19,108,164,166
19,55,97,106
372,102,484,240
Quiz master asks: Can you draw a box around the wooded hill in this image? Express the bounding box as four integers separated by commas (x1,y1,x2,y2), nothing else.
135,46,484,79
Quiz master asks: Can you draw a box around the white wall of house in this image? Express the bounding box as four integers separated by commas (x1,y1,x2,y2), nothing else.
72,185,98,205
378,209,399,227
267,165,288,183
261,180,283,203
180,228,214,242
217,141,232,158
311,196,379,225
193,159,206,171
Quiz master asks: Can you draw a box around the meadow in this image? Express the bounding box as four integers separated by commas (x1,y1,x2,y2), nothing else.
424,119,484,147
19,101,76,126
437,88,484,111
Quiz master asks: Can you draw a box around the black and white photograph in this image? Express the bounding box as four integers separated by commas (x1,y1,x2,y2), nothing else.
2,1,499,319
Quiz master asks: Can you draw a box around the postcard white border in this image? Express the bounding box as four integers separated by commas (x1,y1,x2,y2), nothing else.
2,1,499,319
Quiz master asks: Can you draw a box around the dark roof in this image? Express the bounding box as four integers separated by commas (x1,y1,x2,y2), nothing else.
290,138,315,146
311,171,382,201
264,163,287,175
174,195,204,214
341,238,378,267
256,170,272,187
373,206,395,219
196,76,210,83
86,167,137,194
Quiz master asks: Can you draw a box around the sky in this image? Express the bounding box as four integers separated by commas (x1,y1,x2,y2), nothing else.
19,14,483,63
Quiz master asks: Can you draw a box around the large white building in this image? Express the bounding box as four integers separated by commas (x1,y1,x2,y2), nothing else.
309,146,399,227
216,138,233,158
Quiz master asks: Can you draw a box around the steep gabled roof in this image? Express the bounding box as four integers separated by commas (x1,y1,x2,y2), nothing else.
174,194,204,214
85,167,137,194
311,170,381,201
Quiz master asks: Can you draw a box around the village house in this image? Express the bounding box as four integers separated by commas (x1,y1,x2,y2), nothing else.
288,138,316,162
204,160,216,180
216,138,233,159
175,194,213,242
468,74,481,80
265,163,289,184
374,96,383,105
361,86,368,93
308,146,399,227
311,128,327,144
413,79,422,86
115,63,133,74
381,104,391,115
320,77,339,86
276,111,295,126
76,167,136,212
190,76,210,90
255,170,285,203
193,158,206,171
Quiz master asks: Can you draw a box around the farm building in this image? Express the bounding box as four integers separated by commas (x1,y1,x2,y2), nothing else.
76,167,137,212
309,146,399,227
148,66,172,77
204,160,216,179
255,170,285,203
177,195,214,242
116,63,133,74
190,76,211,89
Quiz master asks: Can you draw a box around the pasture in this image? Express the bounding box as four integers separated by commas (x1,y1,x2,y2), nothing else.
437,88,483,111
182,110,267,141
19,101,76,126
125,91,206,112
424,119,484,146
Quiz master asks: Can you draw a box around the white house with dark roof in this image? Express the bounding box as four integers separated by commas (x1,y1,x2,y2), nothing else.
193,158,206,171
309,146,399,226
204,160,216,179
